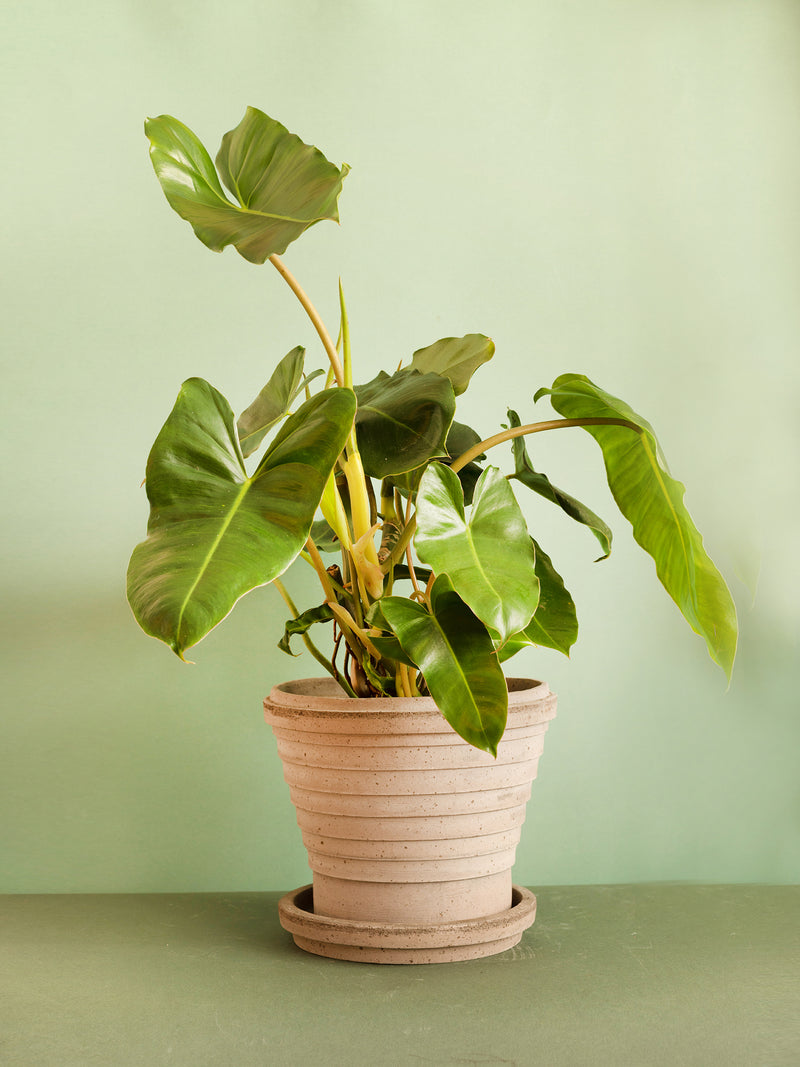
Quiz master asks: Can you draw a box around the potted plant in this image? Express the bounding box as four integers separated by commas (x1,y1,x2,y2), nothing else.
128,106,738,963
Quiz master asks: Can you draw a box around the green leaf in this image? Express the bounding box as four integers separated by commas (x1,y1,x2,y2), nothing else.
145,107,349,264
415,463,539,645
308,517,341,553
498,541,578,662
279,603,334,656
355,369,456,479
364,602,418,669
379,577,508,754
507,408,612,560
537,374,737,678
127,380,356,658
237,347,305,457
409,334,495,395
390,563,433,586
386,419,485,503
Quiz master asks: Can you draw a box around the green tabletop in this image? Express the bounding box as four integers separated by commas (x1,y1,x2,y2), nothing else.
2,886,797,1066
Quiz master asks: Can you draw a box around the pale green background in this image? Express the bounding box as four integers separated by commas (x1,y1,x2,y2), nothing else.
1,0,797,892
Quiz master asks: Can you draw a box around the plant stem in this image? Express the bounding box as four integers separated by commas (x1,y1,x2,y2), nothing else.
304,537,339,603
449,417,642,473
269,254,345,388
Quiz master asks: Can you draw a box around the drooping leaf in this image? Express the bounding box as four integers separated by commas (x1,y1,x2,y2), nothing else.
145,107,349,264
279,603,334,656
507,408,613,560
354,369,455,479
497,540,578,662
415,463,539,645
237,347,305,457
378,576,508,754
409,334,495,395
536,374,737,678
127,380,356,658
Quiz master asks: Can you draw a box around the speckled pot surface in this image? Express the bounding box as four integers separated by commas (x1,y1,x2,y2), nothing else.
264,677,557,963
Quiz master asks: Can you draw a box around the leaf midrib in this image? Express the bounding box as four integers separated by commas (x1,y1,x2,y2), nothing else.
174,477,252,649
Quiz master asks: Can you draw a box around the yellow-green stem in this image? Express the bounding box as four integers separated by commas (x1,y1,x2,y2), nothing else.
269,254,345,388
450,417,642,473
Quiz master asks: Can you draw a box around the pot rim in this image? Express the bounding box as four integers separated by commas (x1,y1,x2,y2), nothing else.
264,676,557,735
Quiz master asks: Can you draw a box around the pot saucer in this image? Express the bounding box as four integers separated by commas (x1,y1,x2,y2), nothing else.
277,884,537,964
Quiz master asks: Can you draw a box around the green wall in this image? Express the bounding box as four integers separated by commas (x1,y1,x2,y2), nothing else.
2,0,798,892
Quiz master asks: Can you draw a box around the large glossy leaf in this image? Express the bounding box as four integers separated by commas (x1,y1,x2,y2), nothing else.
415,463,539,645
497,540,578,662
354,369,455,479
409,334,494,395
378,577,508,754
507,408,612,560
536,374,737,678
237,346,305,457
145,107,349,264
128,380,356,658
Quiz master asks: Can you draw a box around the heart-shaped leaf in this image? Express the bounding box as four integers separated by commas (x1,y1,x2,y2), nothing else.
237,346,305,457
415,463,539,645
507,408,612,560
536,374,737,678
378,576,508,754
354,369,455,479
409,334,494,395
145,107,349,264
127,379,356,658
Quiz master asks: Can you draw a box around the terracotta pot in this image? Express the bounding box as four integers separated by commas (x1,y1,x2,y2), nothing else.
264,676,557,963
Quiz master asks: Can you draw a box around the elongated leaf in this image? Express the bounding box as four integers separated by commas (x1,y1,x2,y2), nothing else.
410,334,494,395
128,380,355,658
507,408,612,560
415,464,539,645
536,374,737,678
355,369,455,479
237,347,305,457
279,603,334,656
379,577,508,754
498,541,578,662
145,108,349,264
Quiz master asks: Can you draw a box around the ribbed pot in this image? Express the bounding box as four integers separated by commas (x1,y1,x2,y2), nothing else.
264,677,557,962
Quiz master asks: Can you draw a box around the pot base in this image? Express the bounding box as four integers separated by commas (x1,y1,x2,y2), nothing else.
277,884,537,964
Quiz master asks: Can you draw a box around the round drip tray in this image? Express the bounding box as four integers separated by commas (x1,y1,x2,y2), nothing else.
277,884,537,964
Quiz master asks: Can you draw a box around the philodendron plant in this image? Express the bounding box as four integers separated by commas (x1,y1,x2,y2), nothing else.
128,106,738,755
